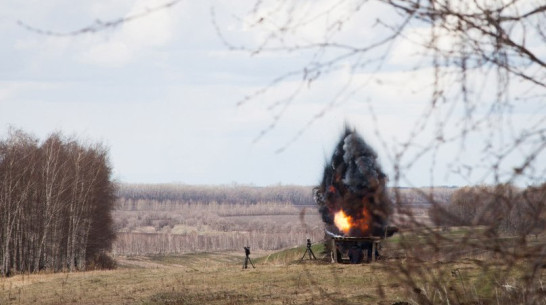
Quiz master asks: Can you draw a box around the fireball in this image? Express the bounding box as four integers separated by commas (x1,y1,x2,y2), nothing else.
333,208,371,236
334,210,352,234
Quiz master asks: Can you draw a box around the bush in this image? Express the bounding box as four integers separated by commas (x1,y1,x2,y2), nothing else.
87,252,117,270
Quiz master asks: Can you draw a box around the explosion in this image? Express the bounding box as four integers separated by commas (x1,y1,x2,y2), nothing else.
315,126,392,237
333,210,352,234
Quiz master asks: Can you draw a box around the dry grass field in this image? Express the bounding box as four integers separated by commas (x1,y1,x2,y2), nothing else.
2,185,544,305
2,236,543,305
0,250,434,305
0,247,393,305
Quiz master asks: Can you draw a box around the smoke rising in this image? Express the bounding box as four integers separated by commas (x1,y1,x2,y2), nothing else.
315,127,392,237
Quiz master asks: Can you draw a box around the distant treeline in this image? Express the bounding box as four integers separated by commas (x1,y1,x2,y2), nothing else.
391,187,454,206
0,130,116,276
116,183,455,209
429,184,546,235
116,184,316,206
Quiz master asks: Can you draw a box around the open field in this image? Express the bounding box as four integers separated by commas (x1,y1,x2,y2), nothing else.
112,202,326,255
111,184,444,255
0,250,470,305
3,184,541,304
111,203,432,255
2,235,544,305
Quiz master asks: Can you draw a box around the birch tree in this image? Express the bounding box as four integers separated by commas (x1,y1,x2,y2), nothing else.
0,130,116,276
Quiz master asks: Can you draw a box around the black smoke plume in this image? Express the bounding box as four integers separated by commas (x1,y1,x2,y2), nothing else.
314,127,392,237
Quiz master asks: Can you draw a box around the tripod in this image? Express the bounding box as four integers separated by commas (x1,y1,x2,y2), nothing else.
300,239,317,261
243,247,255,269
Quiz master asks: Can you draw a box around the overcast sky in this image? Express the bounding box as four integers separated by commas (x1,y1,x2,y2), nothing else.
2,0,544,187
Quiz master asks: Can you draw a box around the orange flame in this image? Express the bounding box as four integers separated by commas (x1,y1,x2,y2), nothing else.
333,208,370,235
334,210,352,234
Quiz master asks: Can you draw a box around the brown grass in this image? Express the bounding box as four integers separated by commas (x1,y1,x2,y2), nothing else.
0,258,405,305
2,237,543,305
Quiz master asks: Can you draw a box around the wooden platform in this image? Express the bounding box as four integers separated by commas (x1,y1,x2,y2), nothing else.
327,233,382,263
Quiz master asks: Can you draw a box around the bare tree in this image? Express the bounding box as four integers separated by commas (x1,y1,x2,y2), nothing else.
0,130,38,275
208,1,546,173
0,130,116,276
211,1,546,303
15,1,546,302
17,1,545,182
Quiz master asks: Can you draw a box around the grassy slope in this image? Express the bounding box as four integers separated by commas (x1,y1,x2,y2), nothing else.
0,248,408,305
1,234,543,305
